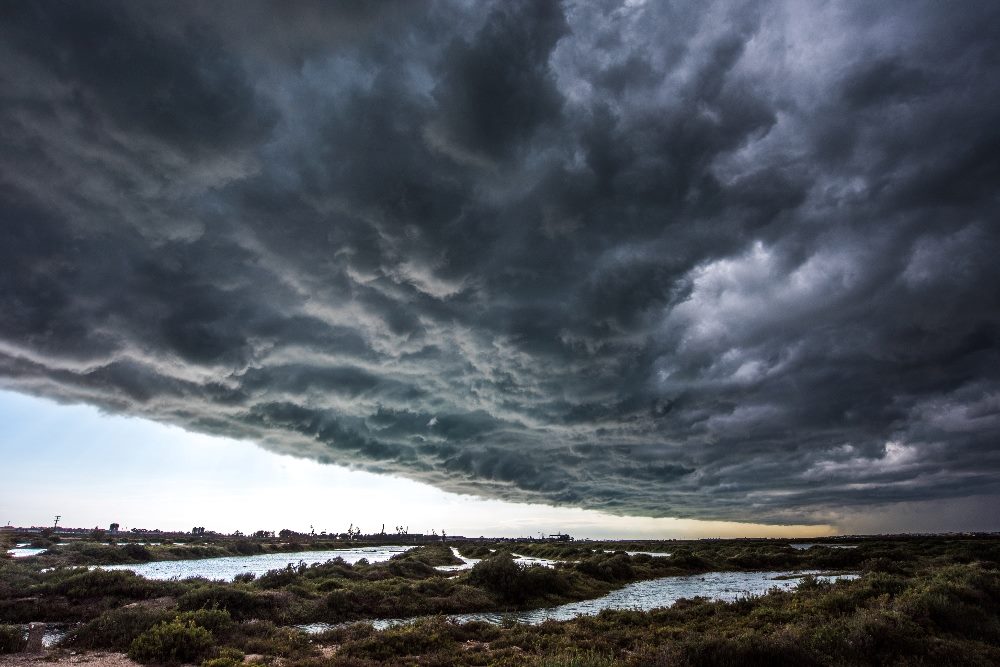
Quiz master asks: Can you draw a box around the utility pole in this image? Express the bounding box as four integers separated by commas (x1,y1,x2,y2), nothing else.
53,515,61,529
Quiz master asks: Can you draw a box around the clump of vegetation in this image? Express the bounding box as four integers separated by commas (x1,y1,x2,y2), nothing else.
337,616,461,661
222,620,313,659
178,584,281,621
391,544,465,567
128,618,214,664
201,647,247,667
64,606,175,650
457,544,493,559
575,553,635,582
0,624,27,654
44,568,166,600
175,608,234,633
468,553,571,602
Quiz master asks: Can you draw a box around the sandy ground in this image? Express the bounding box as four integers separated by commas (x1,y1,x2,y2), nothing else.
0,652,142,667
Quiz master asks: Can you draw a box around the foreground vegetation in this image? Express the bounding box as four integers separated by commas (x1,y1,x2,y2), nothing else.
1,536,998,664
308,563,1000,665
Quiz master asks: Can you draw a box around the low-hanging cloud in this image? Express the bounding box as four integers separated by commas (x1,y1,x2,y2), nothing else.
2,0,999,528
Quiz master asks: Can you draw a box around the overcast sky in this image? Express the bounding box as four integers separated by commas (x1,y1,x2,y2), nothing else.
2,1,999,536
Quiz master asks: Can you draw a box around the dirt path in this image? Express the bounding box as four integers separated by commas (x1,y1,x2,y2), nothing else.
0,651,142,667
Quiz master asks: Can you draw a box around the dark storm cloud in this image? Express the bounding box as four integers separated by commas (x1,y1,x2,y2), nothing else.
2,0,1000,527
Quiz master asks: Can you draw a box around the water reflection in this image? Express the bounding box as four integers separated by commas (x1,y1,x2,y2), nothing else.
96,545,414,581
435,547,561,572
789,543,858,550
6,547,47,558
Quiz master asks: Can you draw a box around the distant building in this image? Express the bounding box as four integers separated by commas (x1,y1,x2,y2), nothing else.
548,533,572,542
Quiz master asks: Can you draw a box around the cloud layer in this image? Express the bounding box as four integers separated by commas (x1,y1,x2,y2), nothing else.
2,0,999,526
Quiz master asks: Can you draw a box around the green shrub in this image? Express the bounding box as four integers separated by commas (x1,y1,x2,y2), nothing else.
128,619,214,664
467,553,571,603
862,557,904,574
229,542,262,556
533,652,617,667
0,560,39,598
339,616,456,661
0,624,27,654
122,544,154,561
894,565,1000,641
49,569,163,600
796,574,827,591
818,609,924,663
224,620,312,659
201,646,245,667
469,553,526,600
201,657,240,667
178,585,275,621
575,554,634,582
60,542,122,565
668,632,823,666
391,544,463,567
459,545,494,559
175,608,233,633
63,606,174,650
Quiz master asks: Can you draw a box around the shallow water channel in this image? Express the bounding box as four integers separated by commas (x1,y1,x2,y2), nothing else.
96,545,414,581
789,543,858,550
299,569,858,632
435,547,561,572
6,547,48,558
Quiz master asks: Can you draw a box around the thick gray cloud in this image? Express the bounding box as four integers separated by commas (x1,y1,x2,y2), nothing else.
2,0,1000,528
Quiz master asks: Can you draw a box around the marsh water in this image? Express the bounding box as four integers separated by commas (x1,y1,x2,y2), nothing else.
6,546,47,558
789,543,858,550
299,569,859,631
435,547,561,572
96,545,415,580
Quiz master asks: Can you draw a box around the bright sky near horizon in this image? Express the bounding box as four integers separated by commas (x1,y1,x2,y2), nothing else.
0,390,831,539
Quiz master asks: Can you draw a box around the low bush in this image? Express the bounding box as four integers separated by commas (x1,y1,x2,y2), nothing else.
46,568,165,600
128,619,214,664
63,606,174,650
338,616,457,661
391,544,463,567
223,620,313,659
201,647,247,667
255,562,313,589
122,544,154,562
664,632,823,667
468,553,571,603
458,545,494,559
178,585,277,621
575,554,634,582
0,624,27,654
176,608,234,633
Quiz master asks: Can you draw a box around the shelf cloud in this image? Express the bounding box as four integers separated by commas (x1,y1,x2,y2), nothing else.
2,0,999,526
